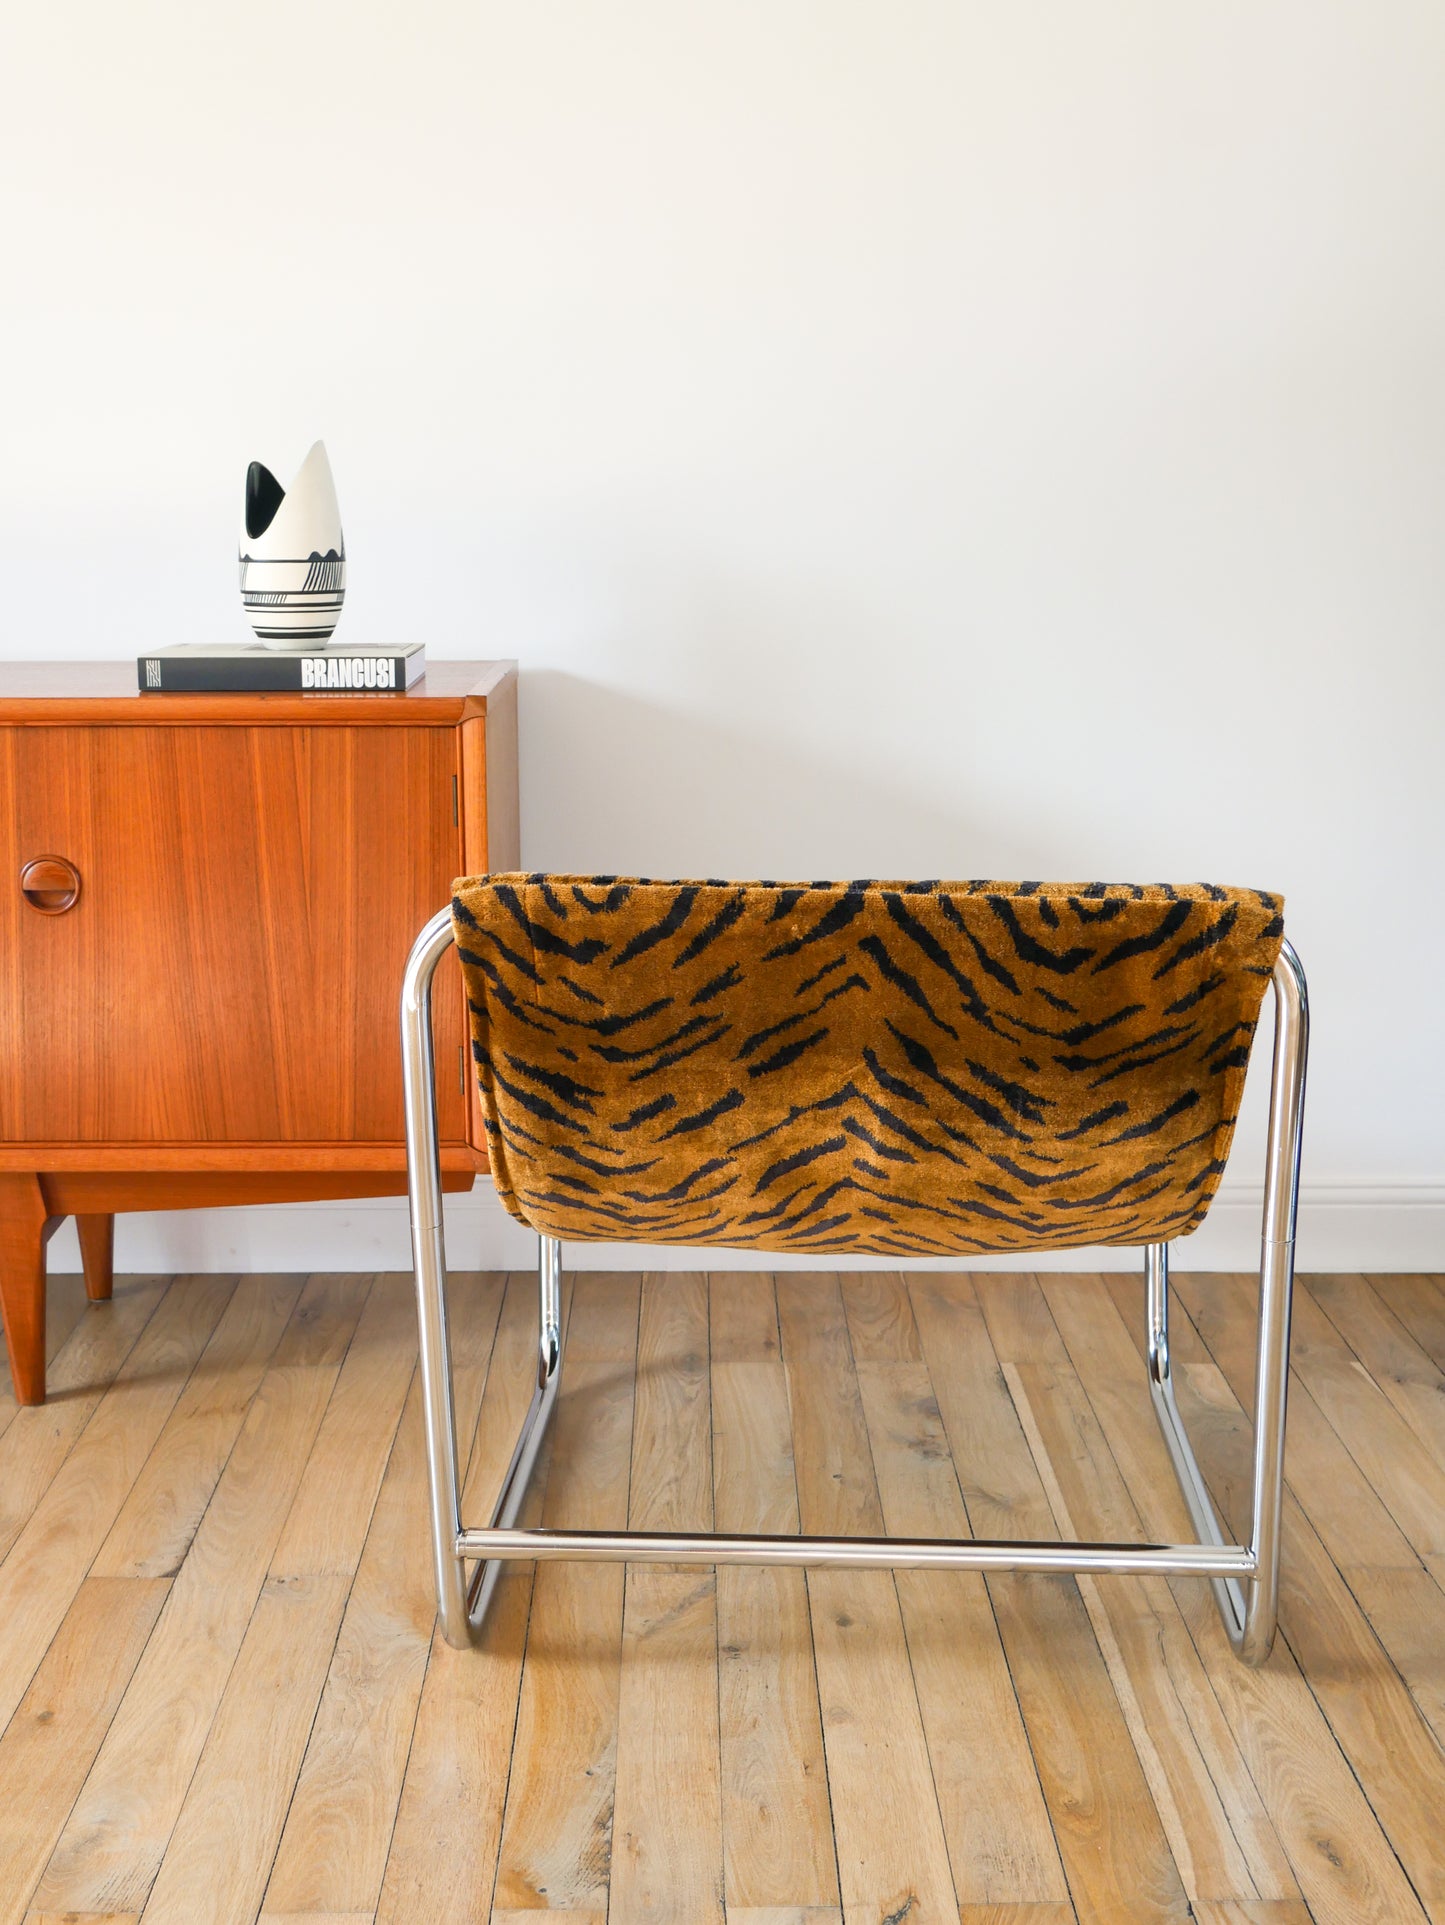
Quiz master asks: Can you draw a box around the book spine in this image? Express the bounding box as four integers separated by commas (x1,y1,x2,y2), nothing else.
138,655,419,693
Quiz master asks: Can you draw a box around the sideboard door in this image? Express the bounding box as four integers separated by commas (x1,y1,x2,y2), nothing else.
0,725,467,1146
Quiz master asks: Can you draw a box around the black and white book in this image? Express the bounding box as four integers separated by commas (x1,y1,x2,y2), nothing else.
138,642,425,693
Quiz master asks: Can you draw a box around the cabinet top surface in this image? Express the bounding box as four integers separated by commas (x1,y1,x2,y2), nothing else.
0,659,515,724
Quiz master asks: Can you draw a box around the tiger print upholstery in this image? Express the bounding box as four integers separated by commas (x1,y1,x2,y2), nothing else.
450,876,1284,1258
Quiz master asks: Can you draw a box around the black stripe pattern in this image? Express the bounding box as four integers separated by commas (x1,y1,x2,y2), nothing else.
452,877,1285,1257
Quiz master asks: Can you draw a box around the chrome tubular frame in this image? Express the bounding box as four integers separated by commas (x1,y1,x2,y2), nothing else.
403,910,1308,1664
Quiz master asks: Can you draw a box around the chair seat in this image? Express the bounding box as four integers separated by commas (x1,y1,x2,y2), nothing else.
450,876,1284,1256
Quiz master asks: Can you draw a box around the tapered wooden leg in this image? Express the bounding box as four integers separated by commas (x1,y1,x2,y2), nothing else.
76,1213,115,1302
0,1174,50,1406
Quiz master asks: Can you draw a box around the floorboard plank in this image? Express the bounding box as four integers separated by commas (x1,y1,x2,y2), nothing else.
0,1276,170,1567
263,1273,504,1917
919,1273,1192,1923
1370,1274,1445,1370
1307,1272,1445,1471
0,1274,232,1736
1091,1271,1435,1925
34,1274,369,1917
1175,1361,1445,1917
490,1911,605,1925
26,1913,141,1924
374,1269,554,1924
269,1273,419,1579
837,1271,921,1363
723,1909,846,1925
1188,1274,1445,1570
91,1274,301,1579
955,1908,1079,1925
139,1570,353,1925
0,1576,167,1921
713,1275,838,1914
1000,1275,1298,1909
1341,1561,1445,1750
851,1354,1068,1908
492,1274,641,1914
256,1913,375,1924
779,1273,959,1925
1187,1903,1317,1924
610,1273,726,1925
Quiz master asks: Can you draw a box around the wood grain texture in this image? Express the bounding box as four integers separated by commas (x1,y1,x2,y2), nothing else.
0,1269,85,1447
1342,1561,1445,1748
922,1274,1191,1923
1162,1278,1445,1919
269,1272,418,1577
20,1149,484,1179
851,1357,1069,1908
75,1212,113,1301
0,1273,231,1733
1196,1272,1445,1568
492,1275,641,1914
1307,1272,1445,1471
257,1914,375,1924
1,1269,1441,1924
779,1273,959,1925
955,1909,1079,1925
0,1274,166,1561
26,1913,142,1924
489,1913,606,1925
1096,1272,1434,1925
0,663,515,1402
91,1273,301,1580
34,1273,369,1917
1,723,464,1146
724,1911,846,1925
261,1280,500,1917
712,1275,837,1914
152,1281,425,1919
610,1273,726,1925
139,1571,354,1925
1186,1903,1317,1924
0,1172,50,1402
1371,1273,1445,1369
998,1275,1296,1908
375,1270,555,1924
0,1576,168,1922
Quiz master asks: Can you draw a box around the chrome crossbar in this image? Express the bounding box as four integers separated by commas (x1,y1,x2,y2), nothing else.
458,1526,1255,1579
402,908,1308,1666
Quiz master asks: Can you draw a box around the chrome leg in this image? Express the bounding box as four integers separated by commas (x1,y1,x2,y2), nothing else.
402,909,568,1647
1145,938,1309,1665
402,908,470,1647
463,1232,565,1634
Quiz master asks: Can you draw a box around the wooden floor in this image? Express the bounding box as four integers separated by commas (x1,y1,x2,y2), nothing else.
0,1269,1442,1925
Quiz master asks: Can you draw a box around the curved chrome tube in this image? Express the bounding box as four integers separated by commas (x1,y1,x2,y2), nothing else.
401,908,471,1645
463,1233,564,1632
1145,937,1309,1664
401,908,568,1645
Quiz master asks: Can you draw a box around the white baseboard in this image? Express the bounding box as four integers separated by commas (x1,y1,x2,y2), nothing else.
42,1178,1445,1276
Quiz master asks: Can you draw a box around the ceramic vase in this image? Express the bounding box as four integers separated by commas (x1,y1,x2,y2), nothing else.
238,440,346,649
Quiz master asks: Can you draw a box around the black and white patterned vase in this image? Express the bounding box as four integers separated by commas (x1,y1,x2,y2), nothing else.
239,440,346,649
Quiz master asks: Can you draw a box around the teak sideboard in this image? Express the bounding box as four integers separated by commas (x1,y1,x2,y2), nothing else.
0,660,517,1403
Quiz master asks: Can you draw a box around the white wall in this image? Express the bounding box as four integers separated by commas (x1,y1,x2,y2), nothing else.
5,3,1442,1273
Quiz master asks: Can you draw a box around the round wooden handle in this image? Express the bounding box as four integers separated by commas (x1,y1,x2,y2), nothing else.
20,855,81,914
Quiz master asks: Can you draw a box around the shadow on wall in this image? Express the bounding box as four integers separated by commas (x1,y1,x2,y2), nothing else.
517,669,1075,881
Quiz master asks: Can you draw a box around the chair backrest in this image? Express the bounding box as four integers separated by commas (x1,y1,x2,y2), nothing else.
449,876,1284,1257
